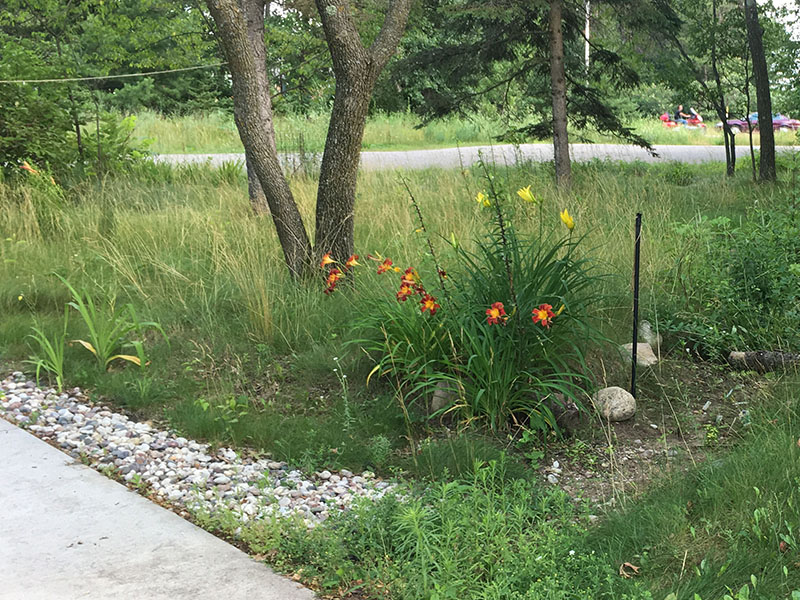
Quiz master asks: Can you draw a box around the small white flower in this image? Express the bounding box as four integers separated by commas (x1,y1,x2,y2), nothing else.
569,550,575,556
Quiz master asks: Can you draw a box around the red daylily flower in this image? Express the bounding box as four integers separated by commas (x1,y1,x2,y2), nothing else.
345,254,360,269
420,294,440,315
396,284,415,302
486,302,508,325
532,303,555,328
324,268,343,294
401,267,420,286
377,258,393,274
326,268,343,286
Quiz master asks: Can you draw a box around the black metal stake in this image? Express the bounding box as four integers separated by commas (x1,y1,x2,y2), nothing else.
631,212,642,398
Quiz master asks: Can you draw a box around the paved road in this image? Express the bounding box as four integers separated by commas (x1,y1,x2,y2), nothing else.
155,142,797,171
0,418,315,600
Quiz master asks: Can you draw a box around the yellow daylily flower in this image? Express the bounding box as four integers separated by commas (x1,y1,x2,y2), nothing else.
560,209,575,231
476,191,491,208
517,185,536,203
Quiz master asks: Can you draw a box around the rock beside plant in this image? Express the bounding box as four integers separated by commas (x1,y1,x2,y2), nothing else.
431,380,456,413
620,342,658,367
593,386,636,422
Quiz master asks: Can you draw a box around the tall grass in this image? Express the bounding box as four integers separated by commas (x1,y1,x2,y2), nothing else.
2,161,783,352
133,110,504,154
0,160,787,464
132,109,800,154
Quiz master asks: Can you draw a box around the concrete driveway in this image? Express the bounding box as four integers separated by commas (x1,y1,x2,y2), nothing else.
0,418,315,600
154,142,798,171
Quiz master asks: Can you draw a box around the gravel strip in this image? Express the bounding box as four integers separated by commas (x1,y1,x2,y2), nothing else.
0,372,395,526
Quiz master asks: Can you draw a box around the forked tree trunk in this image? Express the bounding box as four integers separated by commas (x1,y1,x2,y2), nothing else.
208,0,411,274
743,0,776,181
549,0,571,188
207,0,312,278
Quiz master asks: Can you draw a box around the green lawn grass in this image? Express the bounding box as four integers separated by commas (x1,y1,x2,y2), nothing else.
132,109,800,155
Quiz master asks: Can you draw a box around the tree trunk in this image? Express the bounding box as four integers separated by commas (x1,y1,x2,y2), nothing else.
207,0,312,279
743,0,776,181
313,0,412,262
245,150,269,214
744,50,757,182
728,350,800,373
549,0,571,188
710,0,735,176
314,68,375,261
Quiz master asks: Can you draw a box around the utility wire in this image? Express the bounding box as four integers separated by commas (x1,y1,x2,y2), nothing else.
0,62,227,84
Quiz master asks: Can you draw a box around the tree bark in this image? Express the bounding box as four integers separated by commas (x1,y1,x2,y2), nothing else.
245,150,269,214
313,0,412,262
207,0,312,278
548,0,571,188
728,350,800,373
710,0,735,176
743,0,776,181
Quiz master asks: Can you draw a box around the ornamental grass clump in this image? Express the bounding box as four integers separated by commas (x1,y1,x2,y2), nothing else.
336,176,605,432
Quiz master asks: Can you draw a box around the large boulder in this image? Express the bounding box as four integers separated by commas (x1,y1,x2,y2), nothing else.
593,386,636,422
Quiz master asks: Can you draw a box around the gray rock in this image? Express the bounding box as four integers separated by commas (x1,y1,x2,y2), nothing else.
431,380,456,413
593,386,636,421
620,342,659,367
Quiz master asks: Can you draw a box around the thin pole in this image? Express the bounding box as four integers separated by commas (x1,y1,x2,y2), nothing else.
631,213,642,398
584,0,591,71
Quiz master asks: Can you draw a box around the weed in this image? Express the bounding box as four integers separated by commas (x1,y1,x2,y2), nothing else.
24,306,70,391
58,274,168,370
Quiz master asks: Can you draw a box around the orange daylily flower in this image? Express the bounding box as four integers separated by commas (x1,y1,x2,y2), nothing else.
20,161,38,175
420,294,440,315
320,253,335,268
486,302,508,325
532,303,555,328
345,254,360,269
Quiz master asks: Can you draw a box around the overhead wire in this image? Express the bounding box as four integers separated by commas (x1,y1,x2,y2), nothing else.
0,62,227,84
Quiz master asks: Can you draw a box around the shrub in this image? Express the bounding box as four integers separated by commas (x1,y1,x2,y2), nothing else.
659,199,800,357
344,177,605,432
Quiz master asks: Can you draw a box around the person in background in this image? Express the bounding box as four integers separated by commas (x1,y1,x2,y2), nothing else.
673,104,691,124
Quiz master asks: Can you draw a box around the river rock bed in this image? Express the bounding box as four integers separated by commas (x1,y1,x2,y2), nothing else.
0,372,395,526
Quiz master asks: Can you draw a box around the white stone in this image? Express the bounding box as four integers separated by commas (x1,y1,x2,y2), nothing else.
592,386,636,421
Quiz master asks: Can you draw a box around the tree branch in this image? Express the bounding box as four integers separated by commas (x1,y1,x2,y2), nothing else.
313,0,367,73
370,0,412,69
